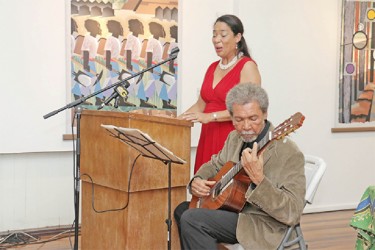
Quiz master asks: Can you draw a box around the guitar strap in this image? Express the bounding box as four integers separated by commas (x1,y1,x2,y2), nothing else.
239,120,270,158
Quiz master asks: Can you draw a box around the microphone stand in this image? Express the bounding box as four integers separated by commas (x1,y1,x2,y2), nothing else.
43,48,179,250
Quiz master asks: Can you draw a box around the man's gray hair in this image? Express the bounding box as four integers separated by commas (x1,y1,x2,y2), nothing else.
226,83,269,116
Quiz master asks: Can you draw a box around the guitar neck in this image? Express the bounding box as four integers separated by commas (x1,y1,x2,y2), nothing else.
257,132,272,155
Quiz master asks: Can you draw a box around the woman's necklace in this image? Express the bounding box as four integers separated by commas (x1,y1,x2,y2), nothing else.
219,52,243,70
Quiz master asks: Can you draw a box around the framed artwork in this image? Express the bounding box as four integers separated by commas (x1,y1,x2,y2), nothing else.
333,0,375,132
69,0,178,114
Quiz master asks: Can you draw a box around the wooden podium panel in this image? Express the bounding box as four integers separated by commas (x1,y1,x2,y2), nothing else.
80,109,192,250
81,183,187,249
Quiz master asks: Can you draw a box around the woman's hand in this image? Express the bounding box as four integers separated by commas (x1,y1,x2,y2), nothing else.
179,111,212,124
178,95,207,122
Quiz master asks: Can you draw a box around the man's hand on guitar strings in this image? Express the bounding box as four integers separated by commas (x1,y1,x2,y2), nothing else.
241,142,265,185
191,178,216,197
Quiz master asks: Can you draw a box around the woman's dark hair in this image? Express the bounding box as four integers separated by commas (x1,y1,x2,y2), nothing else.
215,15,251,58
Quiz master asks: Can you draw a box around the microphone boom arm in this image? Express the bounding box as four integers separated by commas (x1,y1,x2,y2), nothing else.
43,51,179,119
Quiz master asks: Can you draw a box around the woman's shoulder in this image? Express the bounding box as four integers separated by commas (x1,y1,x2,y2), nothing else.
241,56,257,65
232,56,255,71
238,57,261,84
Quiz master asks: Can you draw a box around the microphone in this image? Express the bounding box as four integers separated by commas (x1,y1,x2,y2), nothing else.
98,84,129,110
170,47,179,56
116,84,129,97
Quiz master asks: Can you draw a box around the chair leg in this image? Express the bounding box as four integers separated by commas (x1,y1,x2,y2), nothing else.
278,224,308,250
295,225,307,250
277,226,294,250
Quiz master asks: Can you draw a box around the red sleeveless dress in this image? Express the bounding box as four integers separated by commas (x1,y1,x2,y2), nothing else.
194,57,254,173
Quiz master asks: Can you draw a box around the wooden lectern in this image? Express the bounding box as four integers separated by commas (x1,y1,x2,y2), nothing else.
80,109,192,250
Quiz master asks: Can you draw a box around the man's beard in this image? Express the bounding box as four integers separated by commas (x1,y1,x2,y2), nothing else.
240,131,257,143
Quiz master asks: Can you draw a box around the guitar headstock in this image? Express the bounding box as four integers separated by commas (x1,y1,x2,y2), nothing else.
272,112,305,140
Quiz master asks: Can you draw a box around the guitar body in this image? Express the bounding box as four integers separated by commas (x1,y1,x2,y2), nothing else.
189,161,252,213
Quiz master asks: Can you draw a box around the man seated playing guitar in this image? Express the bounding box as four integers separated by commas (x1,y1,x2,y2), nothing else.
174,83,306,249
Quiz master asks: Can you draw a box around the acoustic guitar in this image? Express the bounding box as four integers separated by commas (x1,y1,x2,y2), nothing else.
189,112,305,213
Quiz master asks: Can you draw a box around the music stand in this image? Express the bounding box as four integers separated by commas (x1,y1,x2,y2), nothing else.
101,124,186,250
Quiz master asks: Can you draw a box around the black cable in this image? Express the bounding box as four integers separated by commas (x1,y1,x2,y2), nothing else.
80,153,141,213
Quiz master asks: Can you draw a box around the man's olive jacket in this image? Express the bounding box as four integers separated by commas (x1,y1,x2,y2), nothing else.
195,124,306,249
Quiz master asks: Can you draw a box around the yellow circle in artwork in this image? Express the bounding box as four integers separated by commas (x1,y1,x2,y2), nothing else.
368,9,375,20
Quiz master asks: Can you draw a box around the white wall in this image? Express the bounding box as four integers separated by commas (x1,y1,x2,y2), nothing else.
0,0,374,232
236,0,375,212
0,152,74,231
0,0,73,153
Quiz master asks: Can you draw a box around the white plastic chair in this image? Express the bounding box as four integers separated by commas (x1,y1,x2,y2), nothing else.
222,154,327,250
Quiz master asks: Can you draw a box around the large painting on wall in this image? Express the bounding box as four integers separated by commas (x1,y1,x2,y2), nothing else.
70,0,178,113
336,0,375,131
